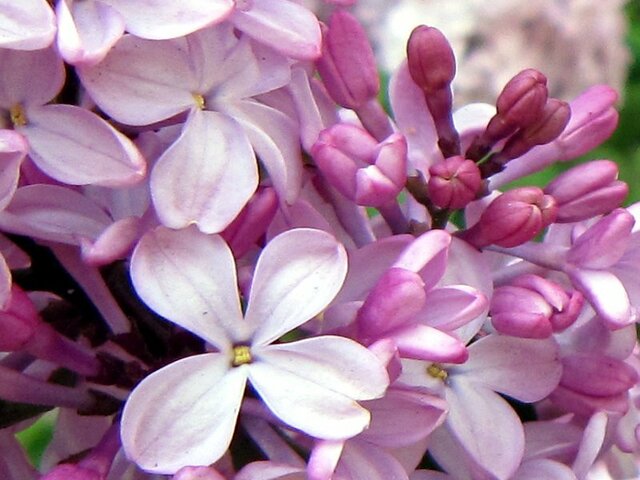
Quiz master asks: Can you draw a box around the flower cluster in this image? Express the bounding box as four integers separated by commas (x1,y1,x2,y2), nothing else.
0,1,638,480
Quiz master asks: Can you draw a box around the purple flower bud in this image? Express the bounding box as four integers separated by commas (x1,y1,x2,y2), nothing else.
316,10,379,109
459,187,558,248
427,156,481,209
544,160,628,222
491,274,582,338
311,123,407,207
494,98,571,163
561,354,638,397
466,69,548,160
406,26,456,94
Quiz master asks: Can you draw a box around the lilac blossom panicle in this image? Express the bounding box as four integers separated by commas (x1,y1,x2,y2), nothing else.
0,1,638,480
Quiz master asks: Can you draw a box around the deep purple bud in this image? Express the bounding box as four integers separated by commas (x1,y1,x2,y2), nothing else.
467,69,548,160
316,10,379,109
407,25,456,93
311,123,407,207
427,156,481,209
459,187,558,248
544,160,628,222
495,98,571,163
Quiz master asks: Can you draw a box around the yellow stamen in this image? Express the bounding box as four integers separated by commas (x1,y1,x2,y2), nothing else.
426,363,448,381
10,104,27,127
192,93,206,110
232,345,252,367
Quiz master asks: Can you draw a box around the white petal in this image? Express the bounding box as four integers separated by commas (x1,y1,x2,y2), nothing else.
246,229,347,346
121,353,247,474
151,109,258,233
131,226,243,348
248,361,370,440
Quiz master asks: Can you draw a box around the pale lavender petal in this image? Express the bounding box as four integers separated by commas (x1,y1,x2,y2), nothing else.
572,411,607,479
236,462,304,480
257,336,388,400
393,230,451,289
418,286,487,331
223,100,302,204
231,0,321,60
246,229,347,346
338,440,410,480
77,35,196,125
0,47,64,107
108,0,234,40
151,109,258,233
22,104,146,187
392,324,468,364
80,216,139,266
568,269,633,329
455,335,562,402
130,227,243,348
248,361,371,440
0,253,10,308
0,185,110,244
0,130,27,211
515,459,577,480
56,0,125,66
439,379,525,480
0,0,55,50
121,353,247,474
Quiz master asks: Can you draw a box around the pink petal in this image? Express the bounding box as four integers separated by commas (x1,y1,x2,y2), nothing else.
393,230,451,289
572,411,608,479
121,353,247,474
418,285,487,331
130,227,243,348
246,229,347,346
435,379,525,480
515,459,576,480
22,104,146,187
0,0,55,50
457,334,562,402
0,47,63,107
248,361,371,440
56,0,125,66
223,100,302,204
231,0,321,60
0,185,111,244
151,109,258,233
257,336,388,400
337,440,410,480
392,324,468,364
77,35,196,125
0,131,27,211
79,216,140,266
108,0,234,40
568,269,633,329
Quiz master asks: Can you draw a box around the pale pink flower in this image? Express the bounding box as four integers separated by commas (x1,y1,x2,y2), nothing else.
0,0,56,51
123,227,389,473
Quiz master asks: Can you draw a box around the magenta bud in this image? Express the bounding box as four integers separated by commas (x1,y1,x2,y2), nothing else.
311,124,407,207
561,354,638,397
544,160,628,222
459,187,558,248
316,10,379,109
494,98,571,164
406,25,456,93
468,69,548,160
221,186,278,258
0,285,39,351
427,156,481,209
491,274,582,337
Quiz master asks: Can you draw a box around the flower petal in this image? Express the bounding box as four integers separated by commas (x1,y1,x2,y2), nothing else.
150,109,258,233
231,0,321,60
246,229,347,346
22,104,146,187
257,336,388,400
130,226,243,348
454,335,562,402
78,35,196,125
121,353,247,474
248,360,371,440
0,0,55,50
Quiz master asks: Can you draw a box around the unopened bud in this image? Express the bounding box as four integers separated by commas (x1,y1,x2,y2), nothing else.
316,10,379,109
427,156,481,209
407,25,456,93
311,124,407,207
458,187,558,248
544,160,628,222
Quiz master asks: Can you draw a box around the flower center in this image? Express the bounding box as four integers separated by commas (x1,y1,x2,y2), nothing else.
232,345,252,367
10,104,27,127
426,363,448,381
192,93,206,110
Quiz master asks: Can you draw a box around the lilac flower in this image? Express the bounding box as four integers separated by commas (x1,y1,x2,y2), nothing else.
0,0,55,51
123,227,389,473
